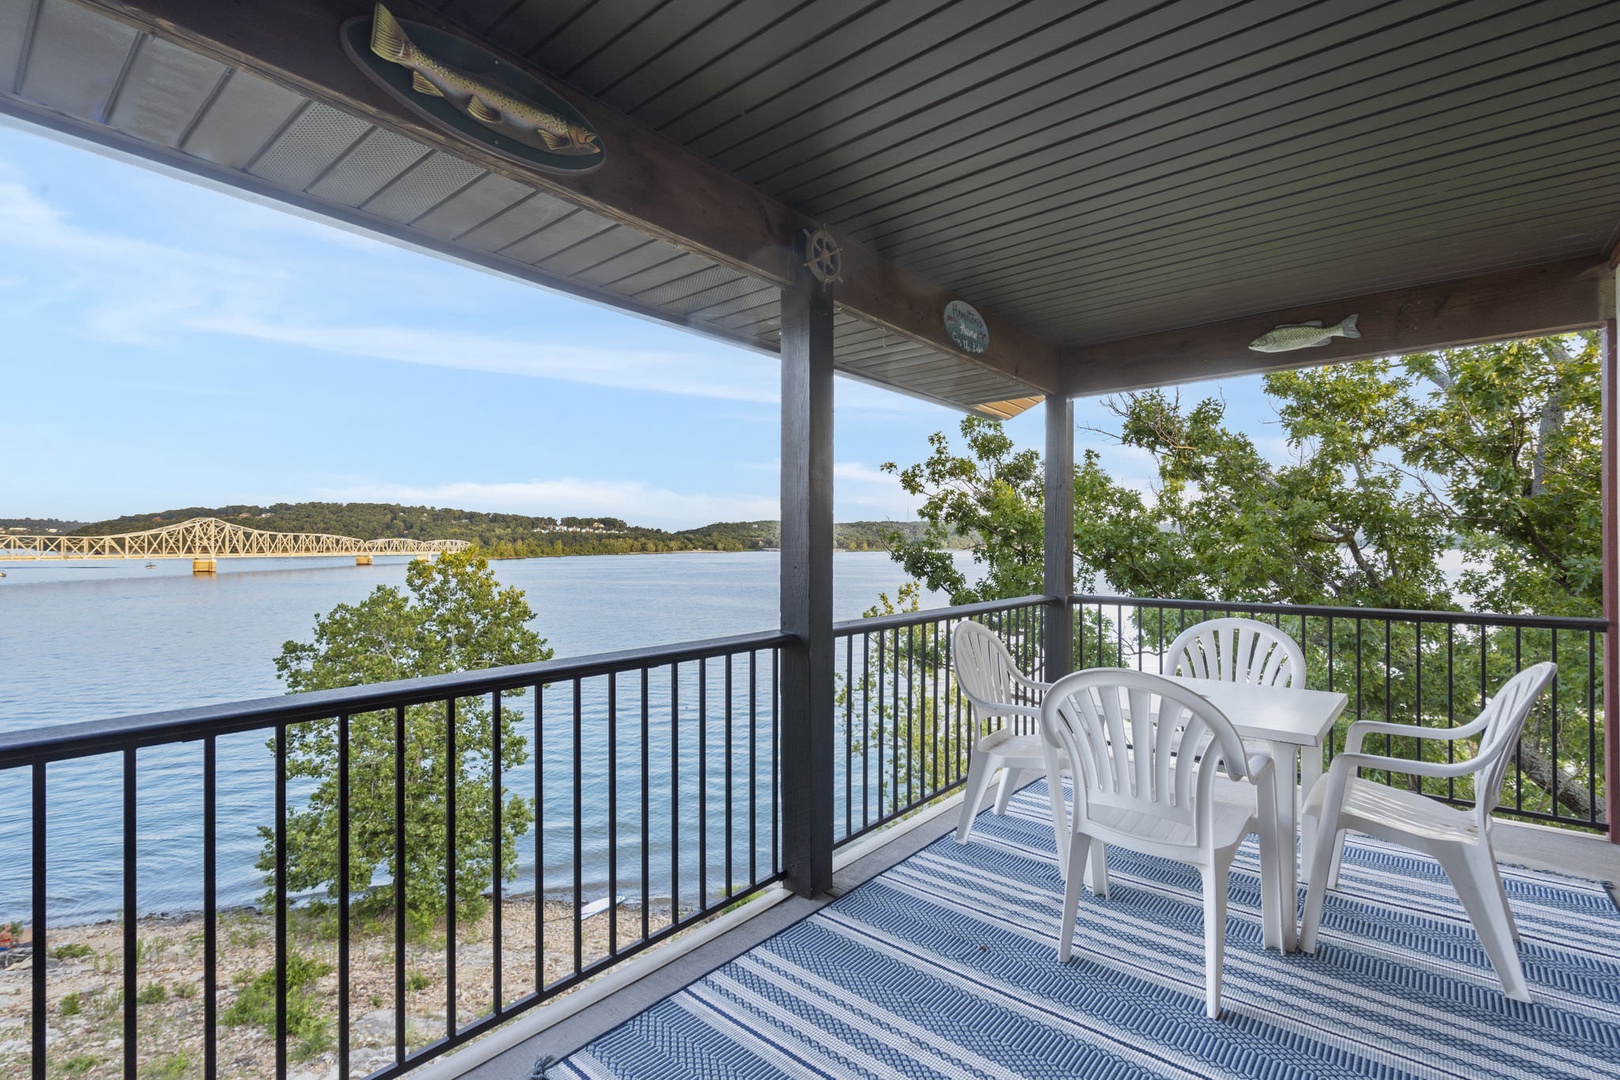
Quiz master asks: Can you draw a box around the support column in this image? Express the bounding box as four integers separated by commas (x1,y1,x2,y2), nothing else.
1603,311,1618,840
780,256,836,895
1044,394,1075,683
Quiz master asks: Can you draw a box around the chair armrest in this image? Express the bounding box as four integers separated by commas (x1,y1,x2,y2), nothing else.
1344,715,1486,754
1312,749,1476,831
1009,669,1051,695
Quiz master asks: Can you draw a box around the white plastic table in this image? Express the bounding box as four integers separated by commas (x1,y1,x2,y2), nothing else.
1166,676,1348,952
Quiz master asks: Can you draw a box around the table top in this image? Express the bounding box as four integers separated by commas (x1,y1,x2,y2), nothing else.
1162,675,1348,748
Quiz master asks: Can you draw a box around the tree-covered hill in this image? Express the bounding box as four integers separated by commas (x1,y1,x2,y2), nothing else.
63,503,966,557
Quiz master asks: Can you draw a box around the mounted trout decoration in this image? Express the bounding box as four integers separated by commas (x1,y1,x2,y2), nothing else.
1248,314,1360,353
342,4,603,173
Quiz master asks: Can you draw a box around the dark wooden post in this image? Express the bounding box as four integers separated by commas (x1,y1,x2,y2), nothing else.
1044,393,1075,682
1603,312,1619,840
780,253,836,894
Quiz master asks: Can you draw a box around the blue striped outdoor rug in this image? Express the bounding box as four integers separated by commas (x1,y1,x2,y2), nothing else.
547,783,1620,1079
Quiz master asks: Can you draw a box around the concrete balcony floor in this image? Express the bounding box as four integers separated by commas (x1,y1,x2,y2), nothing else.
435,790,1620,1080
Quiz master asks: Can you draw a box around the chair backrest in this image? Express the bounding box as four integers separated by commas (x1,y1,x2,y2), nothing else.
1468,662,1557,824
952,620,1030,715
1040,668,1253,854
1163,617,1303,687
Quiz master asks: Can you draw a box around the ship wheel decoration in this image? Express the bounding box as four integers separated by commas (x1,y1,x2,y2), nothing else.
804,226,843,284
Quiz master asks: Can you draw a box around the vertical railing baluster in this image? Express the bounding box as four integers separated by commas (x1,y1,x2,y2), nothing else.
394,705,406,1060
698,658,709,910
1589,629,1599,825
491,691,503,1010
749,652,759,887
724,655,734,899
534,687,546,990
862,631,871,830
446,698,458,1036
275,730,287,1079
125,748,139,1078
844,633,853,839
204,736,217,1080
640,668,651,942
670,664,680,927
31,762,46,1080
573,679,584,974
1514,627,1525,813
1447,623,1457,800
608,673,619,956
338,713,351,1079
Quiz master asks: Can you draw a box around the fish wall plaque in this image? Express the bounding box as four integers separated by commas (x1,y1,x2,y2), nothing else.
343,4,603,174
1248,314,1360,353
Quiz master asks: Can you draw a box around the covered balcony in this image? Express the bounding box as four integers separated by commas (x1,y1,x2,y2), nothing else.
2,1,1619,1078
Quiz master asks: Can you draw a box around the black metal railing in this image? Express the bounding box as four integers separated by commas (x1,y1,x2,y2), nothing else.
1073,596,1609,832
0,632,788,1080
831,596,1050,846
3,593,1608,1079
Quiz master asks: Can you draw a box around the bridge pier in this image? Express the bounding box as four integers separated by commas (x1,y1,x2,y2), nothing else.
192,558,216,574
356,555,373,566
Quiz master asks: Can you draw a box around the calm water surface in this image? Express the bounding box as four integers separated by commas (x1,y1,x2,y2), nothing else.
0,551,954,922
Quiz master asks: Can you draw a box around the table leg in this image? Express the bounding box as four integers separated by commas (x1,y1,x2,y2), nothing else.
1270,747,1298,952
1298,745,1325,885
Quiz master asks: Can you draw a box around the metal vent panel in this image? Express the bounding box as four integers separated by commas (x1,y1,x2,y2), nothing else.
500,208,617,265
106,35,226,148
180,69,303,170
407,170,531,239
455,189,576,251
614,252,728,301
536,225,654,279
0,0,35,94
363,151,486,225
573,238,686,289
20,0,137,121
307,126,431,207
661,275,775,318
248,102,368,192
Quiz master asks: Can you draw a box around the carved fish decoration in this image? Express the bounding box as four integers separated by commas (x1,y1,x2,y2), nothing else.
1248,314,1360,353
369,4,601,157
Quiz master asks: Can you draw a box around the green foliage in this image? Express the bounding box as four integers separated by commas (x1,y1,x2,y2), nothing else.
149,1054,194,1080
405,969,432,991
262,549,550,924
67,502,951,559
58,992,81,1016
135,982,167,1005
222,952,333,1060
58,1055,100,1075
884,335,1603,821
50,942,93,961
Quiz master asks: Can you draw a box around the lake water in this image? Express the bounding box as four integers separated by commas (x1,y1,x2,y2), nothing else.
0,551,957,922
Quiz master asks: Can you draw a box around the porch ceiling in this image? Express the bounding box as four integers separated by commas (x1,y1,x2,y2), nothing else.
3,0,1617,413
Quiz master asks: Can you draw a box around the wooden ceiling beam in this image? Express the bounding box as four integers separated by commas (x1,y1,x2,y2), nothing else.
80,0,1059,395
1061,258,1609,398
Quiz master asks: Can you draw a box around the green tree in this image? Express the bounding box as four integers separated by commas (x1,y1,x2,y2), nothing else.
263,550,551,926
882,333,1602,822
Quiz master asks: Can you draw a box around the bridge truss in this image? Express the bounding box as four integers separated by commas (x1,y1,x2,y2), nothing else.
0,517,471,560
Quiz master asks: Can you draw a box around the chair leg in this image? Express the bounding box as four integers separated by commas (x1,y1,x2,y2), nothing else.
1491,858,1522,943
1200,859,1231,1019
1325,831,1347,890
1436,845,1530,1002
1255,820,1285,953
995,767,1035,814
1057,832,1091,963
1048,776,1070,879
955,751,998,844
1299,819,1344,954
1086,839,1109,899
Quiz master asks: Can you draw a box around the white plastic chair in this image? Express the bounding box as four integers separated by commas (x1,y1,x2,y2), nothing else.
1040,669,1282,1019
1163,617,1304,688
1299,661,1557,1002
952,620,1053,843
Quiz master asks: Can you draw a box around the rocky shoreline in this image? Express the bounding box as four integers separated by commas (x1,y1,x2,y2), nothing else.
0,896,656,1080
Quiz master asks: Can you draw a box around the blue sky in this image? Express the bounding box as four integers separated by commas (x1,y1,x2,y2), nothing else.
0,117,1276,530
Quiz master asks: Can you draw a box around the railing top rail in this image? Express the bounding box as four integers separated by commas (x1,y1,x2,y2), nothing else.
1072,594,1609,632
835,594,1050,636
0,629,793,768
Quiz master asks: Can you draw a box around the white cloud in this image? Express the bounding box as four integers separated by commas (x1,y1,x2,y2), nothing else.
311,478,779,531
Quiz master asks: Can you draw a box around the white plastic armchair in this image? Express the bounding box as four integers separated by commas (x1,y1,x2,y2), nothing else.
1299,661,1557,1002
1163,617,1304,688
952,620,1052,843
1040,669,1283,1019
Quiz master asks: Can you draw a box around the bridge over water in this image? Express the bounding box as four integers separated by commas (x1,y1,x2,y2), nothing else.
0,517,470,572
